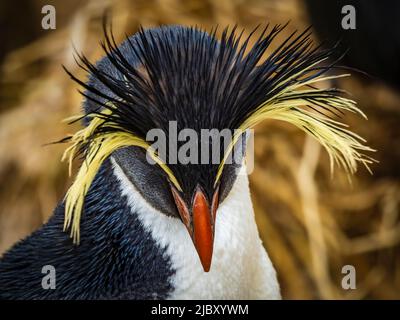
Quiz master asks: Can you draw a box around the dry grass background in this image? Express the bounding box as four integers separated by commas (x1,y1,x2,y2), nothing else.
0,0,399,299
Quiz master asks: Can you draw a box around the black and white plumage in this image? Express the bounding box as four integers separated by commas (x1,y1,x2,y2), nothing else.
0,161,174,299
0,24,373,299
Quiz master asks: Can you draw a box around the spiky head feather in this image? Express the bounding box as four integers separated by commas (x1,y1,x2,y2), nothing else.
62,23,375,243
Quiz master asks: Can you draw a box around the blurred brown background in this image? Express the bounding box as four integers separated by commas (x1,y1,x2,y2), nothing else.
0,0,399,299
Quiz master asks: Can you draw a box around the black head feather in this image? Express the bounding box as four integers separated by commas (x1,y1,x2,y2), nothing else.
63,23,363,205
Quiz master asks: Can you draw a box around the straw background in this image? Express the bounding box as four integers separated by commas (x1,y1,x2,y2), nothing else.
0,0,399,299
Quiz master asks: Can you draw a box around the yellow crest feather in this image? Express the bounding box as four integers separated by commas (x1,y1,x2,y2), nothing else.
215,70,376,186
62,109,181,244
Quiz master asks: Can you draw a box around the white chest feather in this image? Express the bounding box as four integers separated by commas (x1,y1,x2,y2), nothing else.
112,159,280,299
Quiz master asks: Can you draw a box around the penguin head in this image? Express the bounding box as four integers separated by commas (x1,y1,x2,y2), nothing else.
62,24,373,272
111,127,246,271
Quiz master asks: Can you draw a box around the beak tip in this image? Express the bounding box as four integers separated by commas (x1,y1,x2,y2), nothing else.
199,256,212,272
203,265,211,272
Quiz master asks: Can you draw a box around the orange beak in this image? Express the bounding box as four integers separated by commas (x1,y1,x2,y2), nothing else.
171,185,219,272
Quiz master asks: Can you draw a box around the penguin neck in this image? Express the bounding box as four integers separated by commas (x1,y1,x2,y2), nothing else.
111,157,280,299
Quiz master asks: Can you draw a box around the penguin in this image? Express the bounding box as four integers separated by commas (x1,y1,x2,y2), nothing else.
0,24,374,299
